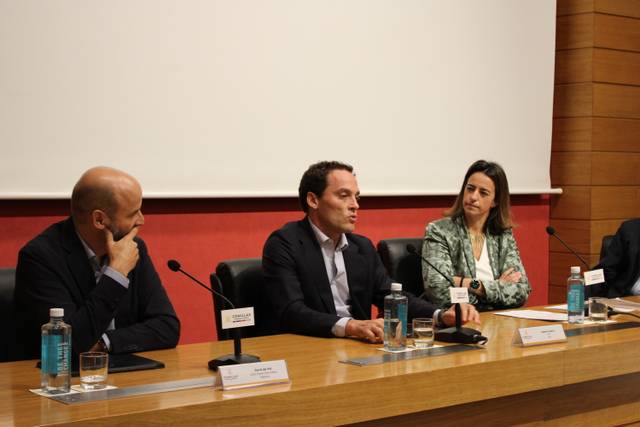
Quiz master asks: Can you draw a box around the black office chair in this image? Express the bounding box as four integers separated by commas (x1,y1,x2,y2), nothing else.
377,237,425,298
0,268,20,362
210,258,275,341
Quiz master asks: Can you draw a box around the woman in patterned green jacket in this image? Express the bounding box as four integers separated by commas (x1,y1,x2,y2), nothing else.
422,160,531,311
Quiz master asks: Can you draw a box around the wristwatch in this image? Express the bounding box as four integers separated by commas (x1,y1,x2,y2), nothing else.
470,279,481,291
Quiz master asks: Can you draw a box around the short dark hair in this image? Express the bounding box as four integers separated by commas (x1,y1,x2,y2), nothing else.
446,160,513,234
298,161,354,213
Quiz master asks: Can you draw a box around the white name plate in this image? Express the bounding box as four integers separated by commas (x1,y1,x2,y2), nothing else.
584,269,605,286
450,287,470,304
513,324,567,347
221,307,255,330
218,360,290,390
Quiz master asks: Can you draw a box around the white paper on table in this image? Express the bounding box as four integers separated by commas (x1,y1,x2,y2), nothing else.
546,304,568,311
494,310,567,321
551,299,639,314
607,298,640,313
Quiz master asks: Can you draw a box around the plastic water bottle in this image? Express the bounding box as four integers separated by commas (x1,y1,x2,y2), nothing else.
384,282,408,351
567,266,585,324
41,308,72,393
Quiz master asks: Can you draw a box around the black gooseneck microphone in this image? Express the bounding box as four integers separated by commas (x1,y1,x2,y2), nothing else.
545,226,601,314
167,259,260,370
545,226,591,270
406,244,487,345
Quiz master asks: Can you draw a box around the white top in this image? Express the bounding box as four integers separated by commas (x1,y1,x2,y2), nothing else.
475,239,494,283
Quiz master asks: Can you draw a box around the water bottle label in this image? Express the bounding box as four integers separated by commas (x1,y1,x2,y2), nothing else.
397,304,407,337
41,335,70,375
42,335,60,375
567,285,584,312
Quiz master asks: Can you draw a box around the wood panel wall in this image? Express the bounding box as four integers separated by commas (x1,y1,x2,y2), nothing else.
551,0,640,302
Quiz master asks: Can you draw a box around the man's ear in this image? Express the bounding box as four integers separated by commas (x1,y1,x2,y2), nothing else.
307,192,319,210
91,210,108,230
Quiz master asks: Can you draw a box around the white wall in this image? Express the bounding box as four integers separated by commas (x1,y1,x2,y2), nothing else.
0,0,557,198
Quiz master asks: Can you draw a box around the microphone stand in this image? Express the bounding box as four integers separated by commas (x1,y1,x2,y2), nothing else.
208,274,261,370
406,245,487,345
167,260,260,370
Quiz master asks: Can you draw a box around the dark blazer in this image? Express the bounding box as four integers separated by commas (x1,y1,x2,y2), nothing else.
594,219,640,298
262,219,437,337
15,218,180,358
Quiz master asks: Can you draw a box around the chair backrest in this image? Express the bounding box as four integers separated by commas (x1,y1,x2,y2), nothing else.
210,258,274,341
0,268,19,362
377,237,425,298
600,235,615,260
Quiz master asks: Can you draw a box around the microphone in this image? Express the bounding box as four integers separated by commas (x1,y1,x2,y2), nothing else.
545,226,590,270
167,259,260,370
167,259,235,310
407,244,455,288
406,244,487,345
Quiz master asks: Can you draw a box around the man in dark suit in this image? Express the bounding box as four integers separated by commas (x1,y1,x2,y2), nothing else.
594,219,640,297
15,167,180,358
263,161,479,342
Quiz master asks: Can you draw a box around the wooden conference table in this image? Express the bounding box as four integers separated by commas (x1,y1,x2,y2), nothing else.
2,301,640,426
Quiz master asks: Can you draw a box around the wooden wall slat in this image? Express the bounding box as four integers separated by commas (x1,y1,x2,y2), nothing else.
594,83,640,119
591,152,640,184
595,13,640,51
550,252,601,287
552,118,593,152
551,0,640,304
554,83,593,117
554,48,640,86
591,219,624,251
556,48,592,84
548,219,593,254
550,187,592,219
552,152,640,186
591,186,640,219
592,117,640,151
556,14,594,50
551,152,592,186
594,48,640,86
558,0,594,17
549,218,625,254
595,0,640,19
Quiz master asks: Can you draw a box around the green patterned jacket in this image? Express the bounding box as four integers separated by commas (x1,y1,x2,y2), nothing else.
422,216,531,310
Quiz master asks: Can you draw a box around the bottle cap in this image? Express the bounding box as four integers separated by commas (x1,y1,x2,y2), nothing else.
570,266,581,274
49,308,64,317
391,282,402,291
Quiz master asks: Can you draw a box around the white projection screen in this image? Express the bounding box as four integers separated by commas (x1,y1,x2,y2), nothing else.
0,0,557,198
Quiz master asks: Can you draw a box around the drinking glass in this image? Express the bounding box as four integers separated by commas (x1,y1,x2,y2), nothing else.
412,318,434,348
79,352,108,390
588,297,608,322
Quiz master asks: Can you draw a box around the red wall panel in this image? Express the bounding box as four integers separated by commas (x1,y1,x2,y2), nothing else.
0,195,549,345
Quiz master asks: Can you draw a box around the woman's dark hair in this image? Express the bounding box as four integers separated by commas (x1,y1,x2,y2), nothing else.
298,161,354,213
446,160,513,234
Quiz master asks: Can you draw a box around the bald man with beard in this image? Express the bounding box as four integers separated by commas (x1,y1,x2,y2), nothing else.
15,167,180,358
